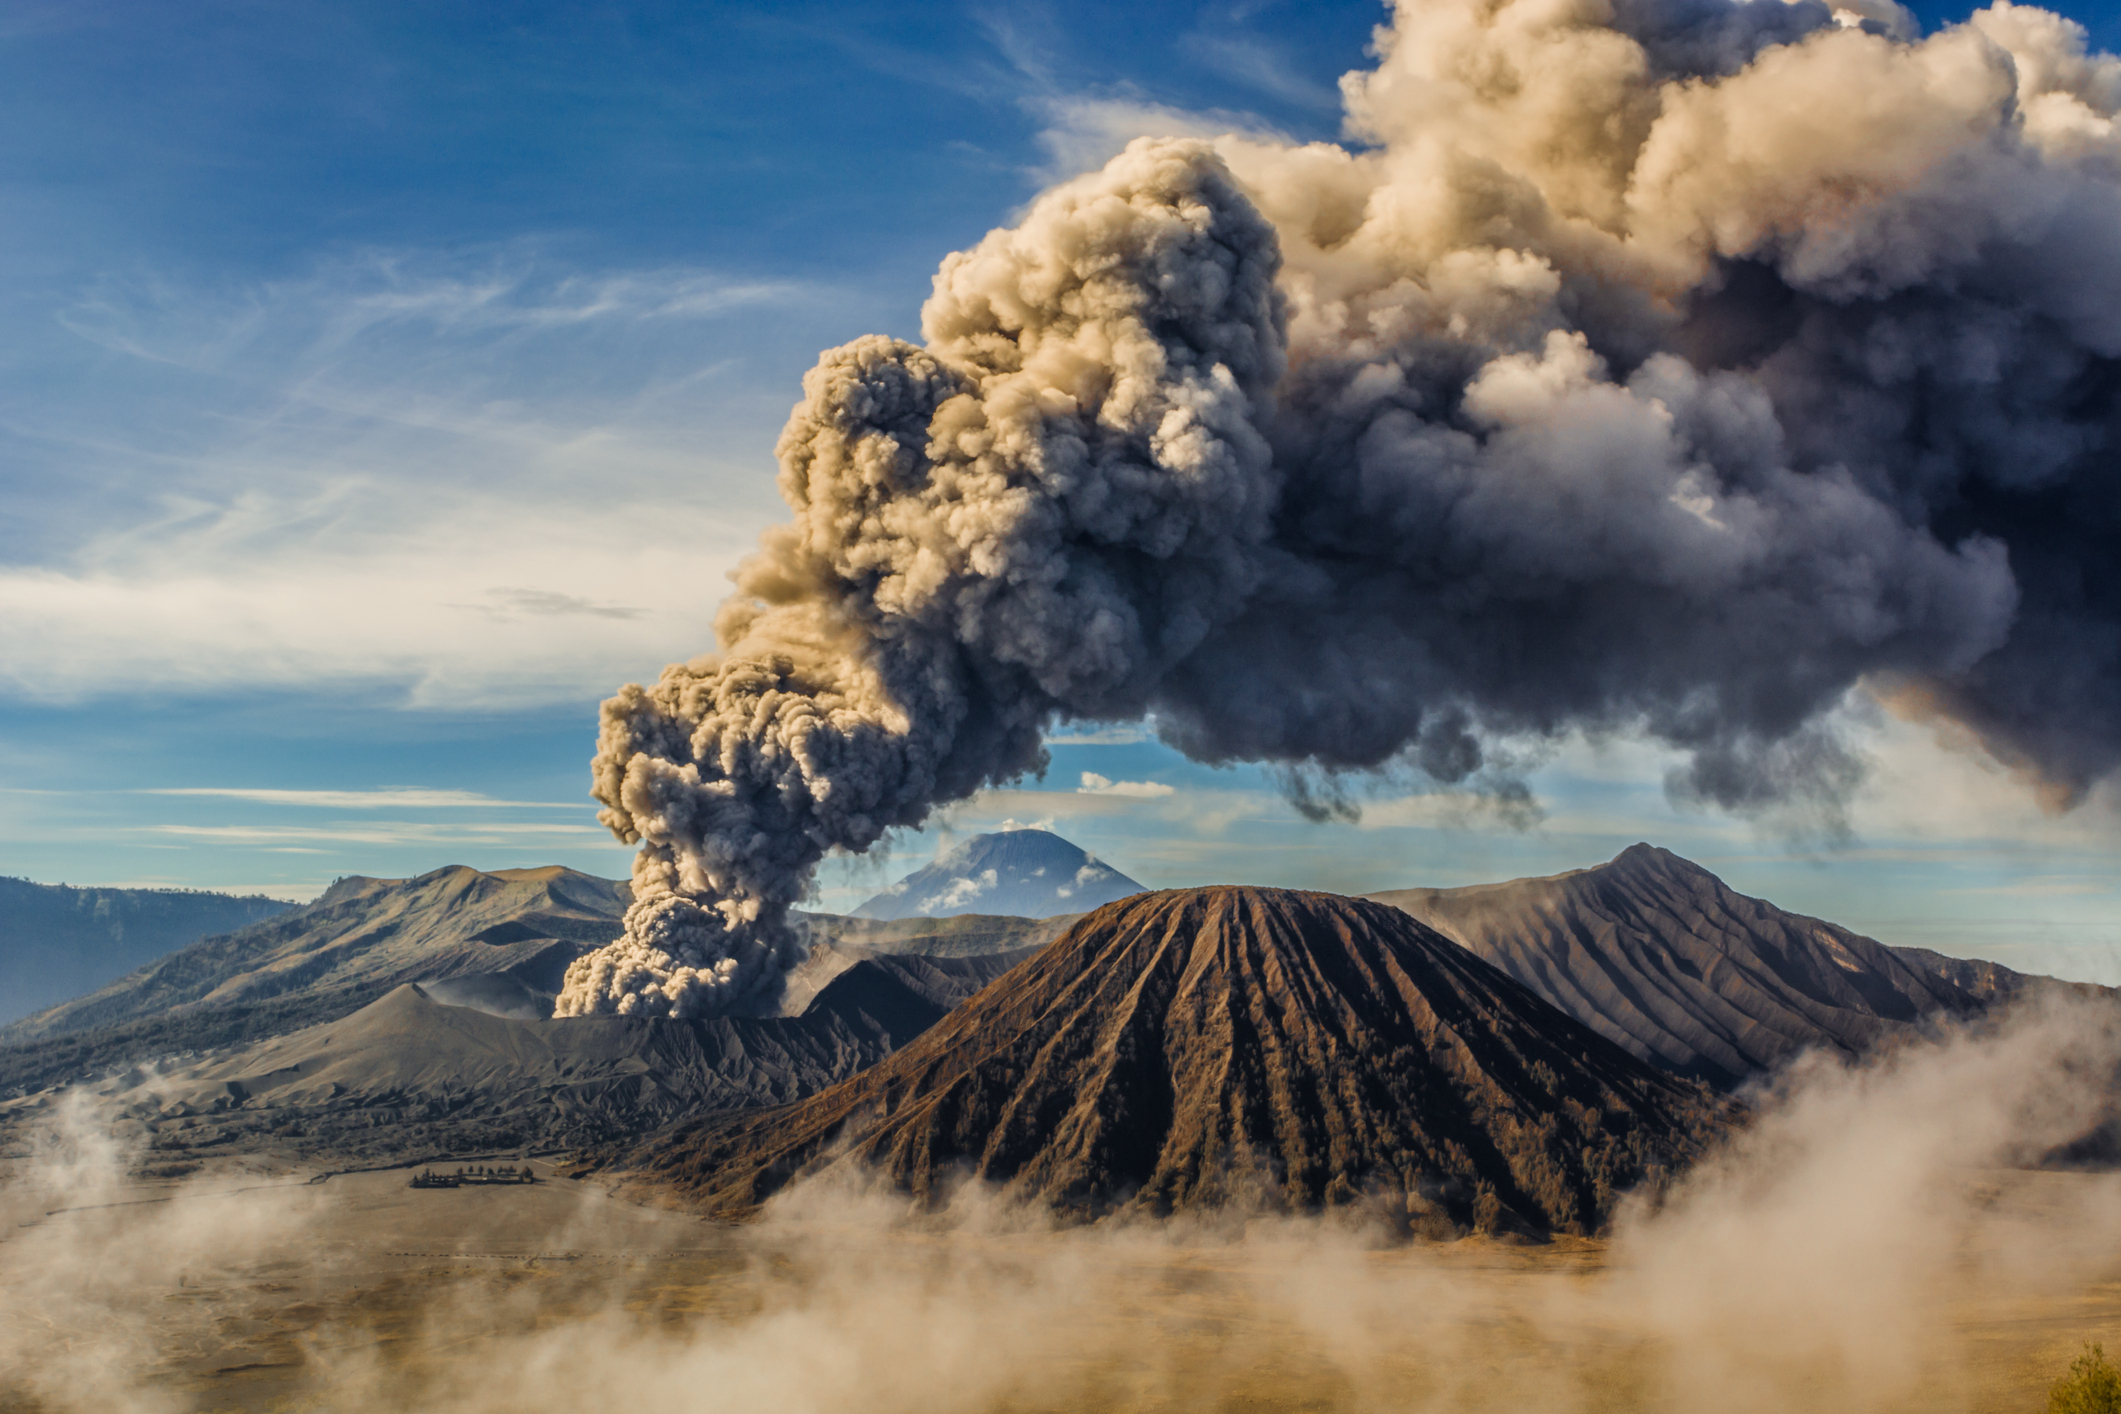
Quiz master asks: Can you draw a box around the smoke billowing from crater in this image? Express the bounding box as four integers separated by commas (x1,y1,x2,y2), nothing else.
557,0,2121,1017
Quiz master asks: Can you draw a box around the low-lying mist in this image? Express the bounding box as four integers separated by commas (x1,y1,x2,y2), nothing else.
7,992,2121,1413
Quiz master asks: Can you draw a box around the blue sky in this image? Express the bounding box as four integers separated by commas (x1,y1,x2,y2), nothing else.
3,0,2120,983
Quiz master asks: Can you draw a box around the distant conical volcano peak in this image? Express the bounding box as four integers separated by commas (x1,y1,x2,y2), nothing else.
854,828,1144,921
631,884,1728,1234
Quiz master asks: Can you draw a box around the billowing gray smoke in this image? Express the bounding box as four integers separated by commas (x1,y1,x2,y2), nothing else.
555,146,1283,1015
556,0,2121,1016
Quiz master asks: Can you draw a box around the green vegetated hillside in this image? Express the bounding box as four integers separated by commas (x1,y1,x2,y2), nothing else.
0,878,294,1027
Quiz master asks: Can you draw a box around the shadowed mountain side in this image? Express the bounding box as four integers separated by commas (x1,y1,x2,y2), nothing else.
1365,844,2043,1089
1889,947,2033,1006
0,981,401,1101
0,875,1064,1099
1,951,1034,1166
625,888,1729,1236
802,911,1078,958
2,865,631,1044
781,914,1078,1015
0,878,295,1027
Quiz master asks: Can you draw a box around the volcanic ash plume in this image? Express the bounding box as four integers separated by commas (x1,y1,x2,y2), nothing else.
558,0,2121,1017
555,145,1284,1016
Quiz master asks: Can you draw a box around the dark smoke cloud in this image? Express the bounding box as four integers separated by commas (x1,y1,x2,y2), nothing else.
560,0,2121,1015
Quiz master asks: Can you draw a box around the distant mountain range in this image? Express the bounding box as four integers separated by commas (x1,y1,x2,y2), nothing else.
625,887,1730,1234
0,831,1117,1051
3,836,2104,1200
0,878,294,1027
0,862,1063,1106
50,951,1028,1167
1,864,628,1046
854,829,1143,920
1365,844,2042,1089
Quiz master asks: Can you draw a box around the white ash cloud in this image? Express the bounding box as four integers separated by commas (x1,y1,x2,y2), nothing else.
559,0,2121,1016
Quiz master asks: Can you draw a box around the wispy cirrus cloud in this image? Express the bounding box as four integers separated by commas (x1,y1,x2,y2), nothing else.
0,244,813,707
469,588,646,622
58,247,815,371
1024,93,1286,181
1045,721,1153,746
145,821,607,847
0,493,746,706
1178,31,1344,111
142,788,579,810
1076,771,1174,798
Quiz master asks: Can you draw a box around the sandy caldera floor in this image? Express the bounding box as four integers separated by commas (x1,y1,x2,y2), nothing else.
4,1157,2121,1414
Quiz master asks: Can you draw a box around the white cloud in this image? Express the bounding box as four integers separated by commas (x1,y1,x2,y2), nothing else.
1026,95,1286,181
1056,861,1115,899
1044,720,1154,746
59,248,811,364
0,247,817,707
141,788,577,809
1939,877,2117,899
0,484,753,707
472,588,645,621
1846,706,2121,849
1078,772,1175,798
944,786,1272,836
143,821,607,847
919,869,997,913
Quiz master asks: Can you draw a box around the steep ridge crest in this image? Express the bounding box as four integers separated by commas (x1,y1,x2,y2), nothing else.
1366,844,2037,1088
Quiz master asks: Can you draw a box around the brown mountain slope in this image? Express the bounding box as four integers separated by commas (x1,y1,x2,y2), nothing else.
0,877,294,1026
626,887,1729,1235
5,950,1035,1166
1,865,629,1043
1365,844,2036,1089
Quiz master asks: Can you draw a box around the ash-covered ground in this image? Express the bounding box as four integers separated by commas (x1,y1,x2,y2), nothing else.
4,1148,2121,1414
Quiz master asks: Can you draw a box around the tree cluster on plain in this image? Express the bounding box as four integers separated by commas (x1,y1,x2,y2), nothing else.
2053,1343,2121,1414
